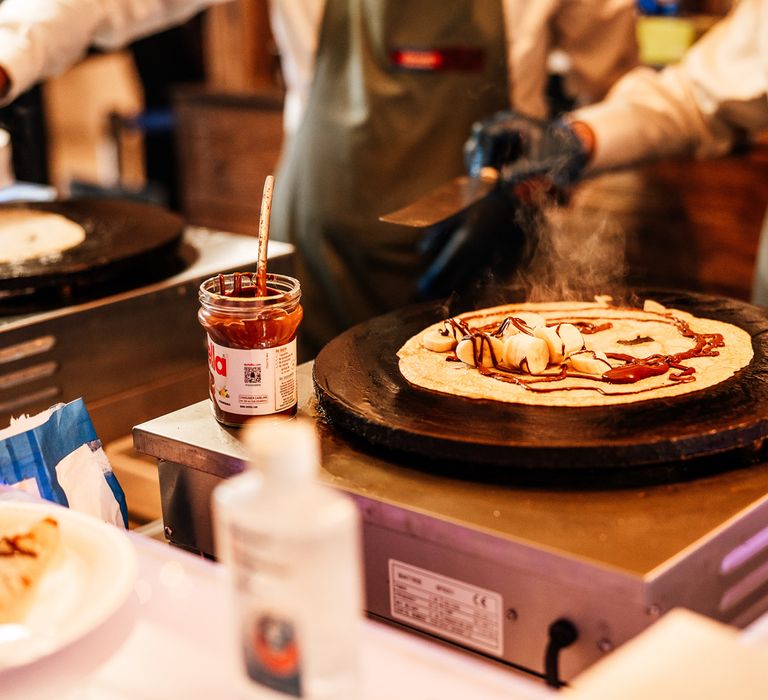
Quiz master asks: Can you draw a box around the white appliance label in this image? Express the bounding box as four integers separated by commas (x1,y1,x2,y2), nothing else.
208,337,297,416
389,560,503,655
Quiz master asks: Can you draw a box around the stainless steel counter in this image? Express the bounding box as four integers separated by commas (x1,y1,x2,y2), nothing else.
133,363,768,682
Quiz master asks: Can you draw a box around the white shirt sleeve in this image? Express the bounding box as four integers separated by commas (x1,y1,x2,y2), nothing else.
503,0,639,119
0,129,12,187
268,0,325,136
0,0,232,104
574,0,768,172
552,0,640,106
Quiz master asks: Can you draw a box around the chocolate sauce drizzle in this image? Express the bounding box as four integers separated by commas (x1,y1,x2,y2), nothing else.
444,310,725,397
0,517,56,557
439,318,471,340
460,330,504,367
0,537,36,557
216,272,275,298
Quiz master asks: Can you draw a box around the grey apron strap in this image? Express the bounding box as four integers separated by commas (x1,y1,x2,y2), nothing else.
271,0,509,355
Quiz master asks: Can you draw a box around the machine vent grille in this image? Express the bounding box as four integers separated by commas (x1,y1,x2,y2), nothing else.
721,524,768,575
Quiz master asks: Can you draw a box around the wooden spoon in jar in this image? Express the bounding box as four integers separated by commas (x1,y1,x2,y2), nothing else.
255,174,274,296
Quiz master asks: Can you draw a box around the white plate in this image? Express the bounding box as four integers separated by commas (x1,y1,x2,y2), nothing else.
0,501,138,671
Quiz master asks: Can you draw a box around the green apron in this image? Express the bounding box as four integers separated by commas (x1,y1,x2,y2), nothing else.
271,0,510,356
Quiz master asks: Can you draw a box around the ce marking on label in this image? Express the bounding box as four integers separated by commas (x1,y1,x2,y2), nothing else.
473,594,489,608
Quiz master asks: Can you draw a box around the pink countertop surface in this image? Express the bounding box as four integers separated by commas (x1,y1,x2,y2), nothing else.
4,531,556,700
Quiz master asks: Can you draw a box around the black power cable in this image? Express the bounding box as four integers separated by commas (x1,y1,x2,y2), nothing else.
544,618,579,688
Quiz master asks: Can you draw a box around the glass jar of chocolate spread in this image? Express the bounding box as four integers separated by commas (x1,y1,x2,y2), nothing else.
198,272,303,427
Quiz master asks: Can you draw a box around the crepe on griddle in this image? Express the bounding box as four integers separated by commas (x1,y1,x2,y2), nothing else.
398,300,753,407
0,209,86,264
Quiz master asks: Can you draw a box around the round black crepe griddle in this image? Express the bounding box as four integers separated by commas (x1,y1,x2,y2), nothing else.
0,199,184,309
313,291,768,472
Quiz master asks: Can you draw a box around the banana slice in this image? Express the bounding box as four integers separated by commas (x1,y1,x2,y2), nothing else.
422,320,467,352
643,299,667,313
568,349,613,375
503,334,550,375
533,325,566,364
533,323,584,363
456,334,504,368
558,323,586,356
423,328,459,352
515,312,546,329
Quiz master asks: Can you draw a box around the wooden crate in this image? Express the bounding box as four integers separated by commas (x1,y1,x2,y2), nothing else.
173,87,284,235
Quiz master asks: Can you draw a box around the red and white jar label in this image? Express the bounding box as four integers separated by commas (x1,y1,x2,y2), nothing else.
207,337,297,416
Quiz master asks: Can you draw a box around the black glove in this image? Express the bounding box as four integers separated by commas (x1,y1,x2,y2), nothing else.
416,111,586,301
464,111,588,190
417,189,531,300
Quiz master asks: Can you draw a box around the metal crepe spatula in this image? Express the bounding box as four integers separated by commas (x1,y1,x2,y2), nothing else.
379,169,499,228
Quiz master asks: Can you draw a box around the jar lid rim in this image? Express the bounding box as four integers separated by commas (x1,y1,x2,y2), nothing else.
199,272,301,303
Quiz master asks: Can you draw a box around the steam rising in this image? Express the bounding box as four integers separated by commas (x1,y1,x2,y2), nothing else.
518,200,629,303
435,181,635,317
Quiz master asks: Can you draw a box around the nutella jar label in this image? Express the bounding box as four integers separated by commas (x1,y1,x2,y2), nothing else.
208,337,297,416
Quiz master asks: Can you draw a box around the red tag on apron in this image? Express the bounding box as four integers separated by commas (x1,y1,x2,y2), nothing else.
389,47,486,72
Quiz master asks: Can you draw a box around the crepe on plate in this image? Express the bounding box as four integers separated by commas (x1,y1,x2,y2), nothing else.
397,299,753,407
0,516,61,623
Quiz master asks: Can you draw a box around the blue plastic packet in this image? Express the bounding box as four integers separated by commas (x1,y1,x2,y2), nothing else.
0,398,128,527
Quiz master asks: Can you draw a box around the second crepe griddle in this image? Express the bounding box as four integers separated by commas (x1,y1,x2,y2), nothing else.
0,198,185,310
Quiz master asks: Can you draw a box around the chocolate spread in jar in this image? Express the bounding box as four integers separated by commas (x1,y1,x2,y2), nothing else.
198,272,303,426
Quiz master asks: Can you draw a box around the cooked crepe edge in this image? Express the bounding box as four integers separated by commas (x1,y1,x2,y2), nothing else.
397,302,754,407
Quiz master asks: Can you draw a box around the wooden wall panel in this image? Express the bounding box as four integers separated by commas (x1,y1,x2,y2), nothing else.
174,88,284,234
204,0,280,92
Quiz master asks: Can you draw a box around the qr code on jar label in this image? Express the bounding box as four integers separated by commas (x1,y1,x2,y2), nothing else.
244,364,262,386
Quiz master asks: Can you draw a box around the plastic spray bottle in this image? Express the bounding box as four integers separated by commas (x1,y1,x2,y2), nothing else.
213,418,363,699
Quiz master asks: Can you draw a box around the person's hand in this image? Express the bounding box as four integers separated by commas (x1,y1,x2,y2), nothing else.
464,111,594,199
417,113,596,299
